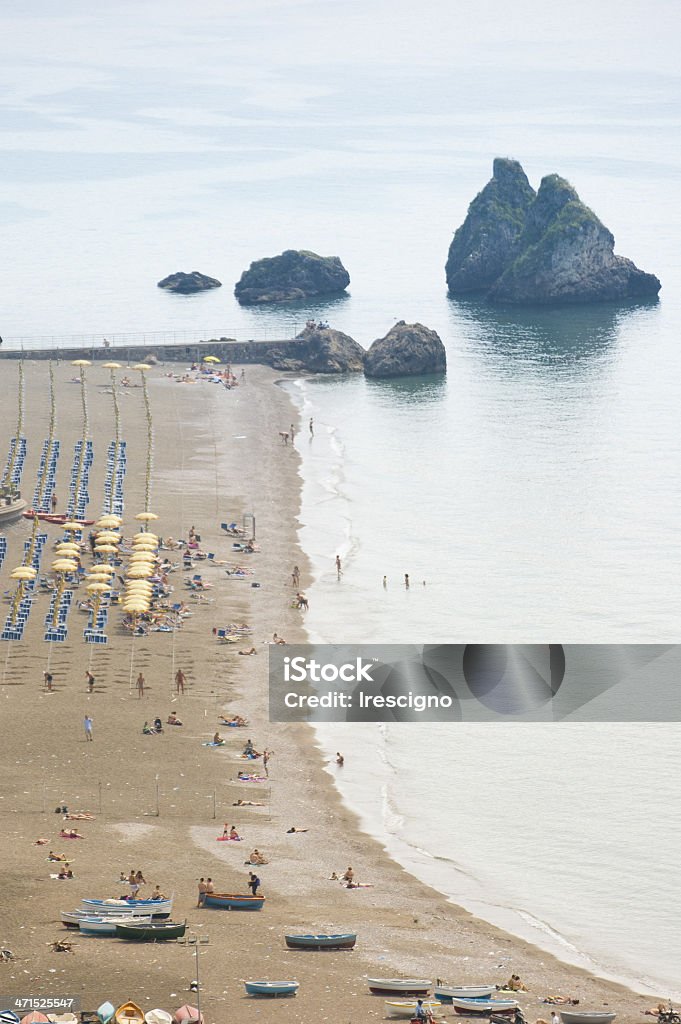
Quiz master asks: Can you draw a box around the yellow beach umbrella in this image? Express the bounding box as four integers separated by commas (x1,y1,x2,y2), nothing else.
89,564,116,574
130,550,157,560
51,559,78,572
125,580,153,589
135,512,158,522
55,544,80,554
86,581,110,593
126,567,154,579
203,355,221,363
62,521,85,531
132,541,158,551
10,566,37,580
71,359,92,367
123,598,150,610
94,531,120,543
94,544,118,554
133,531,158,541
102,362,123,369
96,515,123,527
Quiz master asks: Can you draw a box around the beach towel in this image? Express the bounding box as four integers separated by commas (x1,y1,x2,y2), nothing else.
215,836,242,842
202,741,226,748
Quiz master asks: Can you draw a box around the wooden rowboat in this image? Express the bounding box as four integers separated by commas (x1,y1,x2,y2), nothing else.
20,1013,50,1024
47,1016,78,1024
97,1003,115,1024
0,1012,20,1024
81,897,172,916
560,1014,616,1024
368,979,432,996
284,932,356,950
203,892,264,910
172,1007,203,1024
434,986,496,1002
451,997,518,1015
115,920,186,941
114,1005,144,1024
244,981,299,997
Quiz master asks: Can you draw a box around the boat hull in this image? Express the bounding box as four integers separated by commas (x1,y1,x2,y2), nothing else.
203,892,264,910
435,987,495,1003
452,999,518,1015
144,1011,173,1024
285,933,356,950
560,1014,616,1024
115,921,186,941
385,1001,441,1019
81,898,172,917
172,1007,203,1024
244,982,299,998
97,1003,115,1024
368,980,432,997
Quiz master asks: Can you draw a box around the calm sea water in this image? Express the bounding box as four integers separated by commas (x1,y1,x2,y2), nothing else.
2,0,680,996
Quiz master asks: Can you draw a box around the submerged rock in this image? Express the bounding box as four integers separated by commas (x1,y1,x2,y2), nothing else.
157,271,222,293
269,325,365,374
364,321,447,378
234,250,350,305
446,159,661,305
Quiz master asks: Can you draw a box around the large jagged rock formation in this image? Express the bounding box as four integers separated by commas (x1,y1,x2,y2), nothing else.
364,321,447,378
157,271,222,293
445,158,535,296
234,250,350,305
446,160,661,304
268,325,365,373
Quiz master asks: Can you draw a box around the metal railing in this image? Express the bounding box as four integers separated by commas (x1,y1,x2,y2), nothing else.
0,326,307,353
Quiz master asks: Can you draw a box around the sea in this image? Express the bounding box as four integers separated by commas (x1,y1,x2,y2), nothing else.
2,0,680,997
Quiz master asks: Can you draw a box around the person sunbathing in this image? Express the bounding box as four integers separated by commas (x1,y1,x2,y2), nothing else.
221,715,248,727
167,712,183,725
48,851,67,861
65,812,95,820
33,838,49,846
142,721,157,735
506,975,528,992
212,732,225,745
57,867,74,879
341,866,354,882
232,798,264,807
221,824,241,840
286,827,309,833
272,633,286,644
59,828,83,839
238,647,257,656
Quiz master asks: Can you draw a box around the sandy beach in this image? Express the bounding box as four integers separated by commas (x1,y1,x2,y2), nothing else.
0,359,657,1022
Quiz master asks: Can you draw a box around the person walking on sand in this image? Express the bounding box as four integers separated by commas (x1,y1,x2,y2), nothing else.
197,877,207,907
404,573,410,589
335,554,342,579
248,871,260,896
44,671,54,692
291,565,300,588
290,423,296,441
85,670,95,693
136,672,145,698
263,749,272,776
175,668,186,694
84,715,93,741
51,493,58,513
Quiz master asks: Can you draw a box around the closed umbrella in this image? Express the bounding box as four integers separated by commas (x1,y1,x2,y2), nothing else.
11,566,37,580
96,515,123,527
51,559,78,572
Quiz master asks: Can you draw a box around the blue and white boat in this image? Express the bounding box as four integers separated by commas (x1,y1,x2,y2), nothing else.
451,997,519,1015
244,981,298,998
80,897,172,917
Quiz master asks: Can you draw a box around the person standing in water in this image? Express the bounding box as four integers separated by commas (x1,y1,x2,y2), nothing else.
309,417,314,435
335,554,342,579
404,573,410,588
